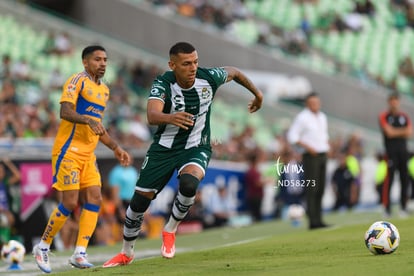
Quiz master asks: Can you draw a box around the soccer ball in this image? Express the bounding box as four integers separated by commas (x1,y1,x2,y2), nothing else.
364,221,400,255
1,240,26,265
287,204,305,226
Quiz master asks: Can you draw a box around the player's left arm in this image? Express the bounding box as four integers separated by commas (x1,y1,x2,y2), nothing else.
223,66,263,113
99,132,131,166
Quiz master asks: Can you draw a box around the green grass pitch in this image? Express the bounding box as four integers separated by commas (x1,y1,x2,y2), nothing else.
37,210,413,276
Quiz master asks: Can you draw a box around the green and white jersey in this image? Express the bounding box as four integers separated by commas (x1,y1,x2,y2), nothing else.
148,67,227,150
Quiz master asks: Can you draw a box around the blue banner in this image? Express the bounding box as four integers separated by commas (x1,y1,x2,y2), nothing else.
154,161,248,212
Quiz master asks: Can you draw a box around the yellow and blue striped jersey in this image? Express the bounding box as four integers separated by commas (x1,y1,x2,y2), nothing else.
52,71,109,160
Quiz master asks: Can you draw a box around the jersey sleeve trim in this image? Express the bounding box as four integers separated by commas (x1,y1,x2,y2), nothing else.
148,97,165,103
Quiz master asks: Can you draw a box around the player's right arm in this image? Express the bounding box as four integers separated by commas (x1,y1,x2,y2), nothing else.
60,75,106,136
60,101,106,136
379,112,412,138
147,99,194,130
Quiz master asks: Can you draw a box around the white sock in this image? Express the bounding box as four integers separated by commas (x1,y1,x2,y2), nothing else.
74,246,86,255
164,192,195,233
164,216,180,233
122,207,144,256
38,241,51,250
123,208,143,238
122,240,136,257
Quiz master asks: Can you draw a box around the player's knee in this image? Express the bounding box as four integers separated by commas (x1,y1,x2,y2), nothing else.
179,174,200,197
87,192,102,206
61,191,79,211
130,191,153,213
61,200,78,212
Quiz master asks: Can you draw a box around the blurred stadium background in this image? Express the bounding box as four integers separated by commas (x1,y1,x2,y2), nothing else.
1,0,414,261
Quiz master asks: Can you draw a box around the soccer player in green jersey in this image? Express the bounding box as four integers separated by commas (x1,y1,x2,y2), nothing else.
103,42,263,267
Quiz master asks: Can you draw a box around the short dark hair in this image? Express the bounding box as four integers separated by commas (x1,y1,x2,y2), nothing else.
305,91,319,101
82,45,106,59
169,42,196,56
388,92,400,100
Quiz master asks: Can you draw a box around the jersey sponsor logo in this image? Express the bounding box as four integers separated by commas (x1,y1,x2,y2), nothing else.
173,95,184,111
86,105,104,117
67,83,76,93
150,87,166,99
150,88,159,95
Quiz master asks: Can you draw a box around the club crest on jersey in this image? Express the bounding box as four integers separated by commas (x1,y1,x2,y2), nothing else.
201,88,211,99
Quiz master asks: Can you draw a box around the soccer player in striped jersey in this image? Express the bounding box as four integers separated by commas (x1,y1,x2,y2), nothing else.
32,45,130,273
103,41,263,267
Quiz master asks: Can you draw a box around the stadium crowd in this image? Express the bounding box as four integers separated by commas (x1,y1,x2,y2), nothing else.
146,0,414,97
0,50,157,147
4,0,414,144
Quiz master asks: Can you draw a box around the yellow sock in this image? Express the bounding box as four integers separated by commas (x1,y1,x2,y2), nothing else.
76,203,100,250
40,203,71,246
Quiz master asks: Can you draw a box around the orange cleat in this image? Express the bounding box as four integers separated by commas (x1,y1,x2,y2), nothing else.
102,253,134,268
161,231,176,258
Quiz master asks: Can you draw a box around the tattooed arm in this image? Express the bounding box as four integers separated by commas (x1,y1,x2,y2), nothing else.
60,101,130,165
223,66,263,113
60,101,106,136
